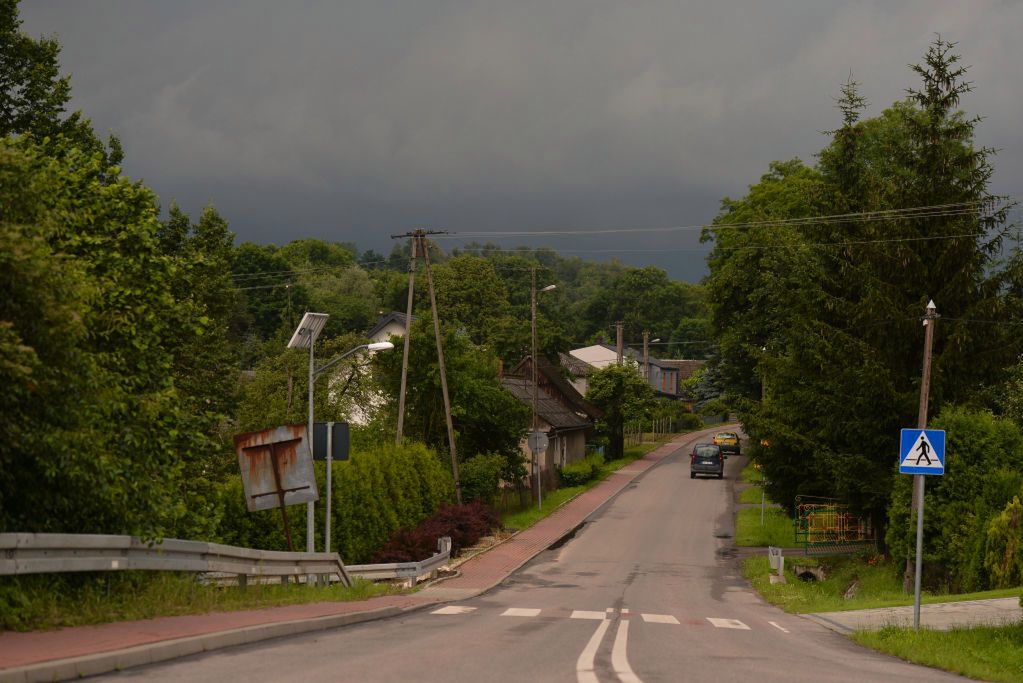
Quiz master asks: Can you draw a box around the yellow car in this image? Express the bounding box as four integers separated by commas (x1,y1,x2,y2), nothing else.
712,431,740,456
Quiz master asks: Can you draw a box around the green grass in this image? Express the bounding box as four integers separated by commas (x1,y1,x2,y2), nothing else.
0,572,399,632
853,624,1023,683
739,485,777,504
742,555,1022,614
740,461,765,484
734,507,799,548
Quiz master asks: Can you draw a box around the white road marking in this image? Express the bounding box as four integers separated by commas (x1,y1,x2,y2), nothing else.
707,618,750,630
641,613,680,624
502,608,542,617
430,606,476,615
576,617,611,683
768,621,790,633
611,619,644,683
571,610,608,620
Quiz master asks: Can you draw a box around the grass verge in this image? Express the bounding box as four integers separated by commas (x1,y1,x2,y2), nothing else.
738,485,774,504
0,572,399,632
852,624,1023,683
502,439,667,530
742,555,1021,613
740,461,764,484
734,507,799,548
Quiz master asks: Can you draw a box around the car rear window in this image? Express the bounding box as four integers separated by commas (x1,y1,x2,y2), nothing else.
718,433,737,440
694,446,720,459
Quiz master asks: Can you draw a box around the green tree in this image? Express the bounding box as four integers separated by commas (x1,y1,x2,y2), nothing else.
0,138,191,537
585,362,655,461
374,319,530,473
703,39,1022,526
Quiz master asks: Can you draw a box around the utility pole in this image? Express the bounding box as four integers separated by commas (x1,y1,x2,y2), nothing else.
643,330,650,380
395,235,418,444
616,321,624,363
390,230,460,503
423,237,462,505
530,267,556,509
904,300,938,597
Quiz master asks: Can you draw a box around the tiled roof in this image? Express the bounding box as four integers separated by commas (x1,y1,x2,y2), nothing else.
501,376,592,431
559,352,593,376
655,359,707,379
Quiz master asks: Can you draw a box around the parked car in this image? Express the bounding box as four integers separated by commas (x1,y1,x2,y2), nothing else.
713,431,740,456
690,443,724,479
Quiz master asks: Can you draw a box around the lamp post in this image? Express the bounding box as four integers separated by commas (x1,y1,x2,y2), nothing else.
530,267,556,510
287,312,330,555
312,341,394,554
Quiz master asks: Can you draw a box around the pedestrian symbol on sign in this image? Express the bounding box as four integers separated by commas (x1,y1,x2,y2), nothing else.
899,429,945,475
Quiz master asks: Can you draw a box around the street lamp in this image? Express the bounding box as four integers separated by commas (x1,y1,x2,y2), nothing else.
531,270,556,510
312,340,394,554
288,312,330,554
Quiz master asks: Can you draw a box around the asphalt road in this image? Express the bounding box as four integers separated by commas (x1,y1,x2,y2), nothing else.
94,444,959,682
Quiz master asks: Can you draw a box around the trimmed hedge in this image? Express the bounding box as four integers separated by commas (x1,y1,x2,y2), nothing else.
558,455,603,487
216,442,454,564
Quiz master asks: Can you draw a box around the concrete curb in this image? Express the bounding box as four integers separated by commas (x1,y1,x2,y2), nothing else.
0,605,413,683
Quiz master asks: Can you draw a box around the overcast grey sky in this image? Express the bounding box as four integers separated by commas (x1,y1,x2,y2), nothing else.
21,1,1023,281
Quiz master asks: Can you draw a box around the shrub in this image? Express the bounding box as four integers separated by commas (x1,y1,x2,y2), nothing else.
886,408,1023,591
371,500,501,562
558,455,602,487
459,453,505,505
985,494,1023,589
676,413,704,431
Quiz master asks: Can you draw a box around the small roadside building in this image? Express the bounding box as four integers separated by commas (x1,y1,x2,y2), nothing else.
501,356,601,489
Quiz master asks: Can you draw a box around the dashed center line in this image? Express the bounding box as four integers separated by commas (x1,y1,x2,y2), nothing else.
768,621,790,633
502,608,541,617
430,606,476,615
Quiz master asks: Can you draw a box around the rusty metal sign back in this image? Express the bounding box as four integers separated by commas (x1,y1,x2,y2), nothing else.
234,424,319,513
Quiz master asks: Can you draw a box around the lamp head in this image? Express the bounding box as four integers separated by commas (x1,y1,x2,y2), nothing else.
367,341,395,352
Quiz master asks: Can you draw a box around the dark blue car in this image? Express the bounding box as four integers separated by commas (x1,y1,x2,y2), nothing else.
690,443,724,479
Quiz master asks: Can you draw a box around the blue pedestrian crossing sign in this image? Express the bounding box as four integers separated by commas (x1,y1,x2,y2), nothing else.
899,429,945,475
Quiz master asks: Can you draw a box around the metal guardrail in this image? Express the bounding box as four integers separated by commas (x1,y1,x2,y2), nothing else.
347,537,452,582
0,534,452,587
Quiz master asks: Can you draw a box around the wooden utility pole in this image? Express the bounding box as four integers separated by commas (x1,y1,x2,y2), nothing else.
904,300,937,593
395,235,418,444
390,230,460,503
616,321,624,363
423,238,462,504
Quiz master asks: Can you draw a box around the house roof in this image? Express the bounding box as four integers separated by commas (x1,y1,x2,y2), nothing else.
559,352,593,377
655,359,706,379
366,311,416,339
513,356,604,420
500,376,592,431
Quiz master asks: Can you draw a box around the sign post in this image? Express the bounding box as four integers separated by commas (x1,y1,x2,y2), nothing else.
527,430,549,511
899,428,946,630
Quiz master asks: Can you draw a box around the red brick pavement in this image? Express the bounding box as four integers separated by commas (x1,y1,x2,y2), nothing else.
0,430,709,673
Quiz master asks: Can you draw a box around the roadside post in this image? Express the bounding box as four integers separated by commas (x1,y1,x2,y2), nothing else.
527,430,549,511
899,427,946,630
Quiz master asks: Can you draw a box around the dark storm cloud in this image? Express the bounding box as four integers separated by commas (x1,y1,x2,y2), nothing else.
20,1,1023,280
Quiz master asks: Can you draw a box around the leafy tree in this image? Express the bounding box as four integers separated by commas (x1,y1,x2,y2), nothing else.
703,39,1022,528
374,318,530,474
0,0,119,165
231,242,311,349
0,137,191,537
585,362,655,461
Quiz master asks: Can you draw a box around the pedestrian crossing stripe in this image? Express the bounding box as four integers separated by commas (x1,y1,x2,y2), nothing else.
899,429,945,475
430,607,765,633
